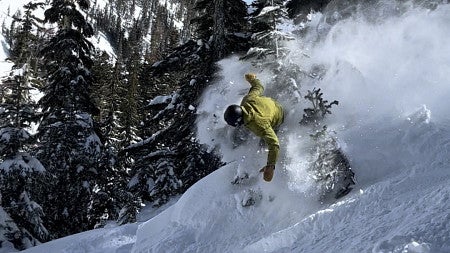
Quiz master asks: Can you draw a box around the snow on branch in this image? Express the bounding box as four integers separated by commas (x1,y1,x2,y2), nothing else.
0,153,46,174
256,6,281,18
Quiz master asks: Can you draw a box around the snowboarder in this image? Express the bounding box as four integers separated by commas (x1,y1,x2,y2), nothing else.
224,73,284,182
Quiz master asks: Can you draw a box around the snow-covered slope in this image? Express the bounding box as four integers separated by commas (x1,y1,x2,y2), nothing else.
131,2,450,253
17,1,450,253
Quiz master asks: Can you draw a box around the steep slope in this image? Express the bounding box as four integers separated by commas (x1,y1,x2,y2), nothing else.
132,2,450,253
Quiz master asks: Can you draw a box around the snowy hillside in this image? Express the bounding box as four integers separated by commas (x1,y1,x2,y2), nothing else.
13,1,450,253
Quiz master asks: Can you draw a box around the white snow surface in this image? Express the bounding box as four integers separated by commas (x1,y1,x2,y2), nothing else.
14,1,450,253
89,31,117,59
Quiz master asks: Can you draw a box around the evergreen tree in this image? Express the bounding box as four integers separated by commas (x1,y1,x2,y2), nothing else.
241,0,294,69
90,51,139,227
128,148,181,207
91,51,114,126
118,0,249,209
191,0,249,60
3,10,20,47
0,68,48,250
120,19,143,147
300,88,338,126
10,2,45,68
147,4,180,62
240,0,302,104
103,50,142,224
0,2,49,248
112,26,144,222
36,0,105,238
122,40,223,208
109,59,131,150
88,51,120,228
90,51,127,152
299,84,354,200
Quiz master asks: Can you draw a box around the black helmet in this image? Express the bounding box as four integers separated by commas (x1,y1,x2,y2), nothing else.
224,105,243,127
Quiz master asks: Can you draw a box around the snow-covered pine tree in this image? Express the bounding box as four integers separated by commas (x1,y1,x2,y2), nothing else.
0,4,49,248
241,0,294,70
90,41,141,228
191,0,248,60
118,0,246,209
90,53,123,149
240,0,303,105
128,149,181,207
91,52,116,135
120,18,143,147
10,2,44,69
147,3,180,61
111,48,139,154
114,21,145,221
300,88,338,126
3,10,20,47
36,0,107,238
300,89,355,200
88,52,119,228
122,38,223,209
91,49,134,154
178,0,196,42
306,126,355,201
0,68,48,249
3,189,48,249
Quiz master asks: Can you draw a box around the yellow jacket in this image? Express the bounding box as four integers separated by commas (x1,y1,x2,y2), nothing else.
240,78,284,166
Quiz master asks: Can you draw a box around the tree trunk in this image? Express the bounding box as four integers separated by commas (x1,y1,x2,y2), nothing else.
213,0,225,60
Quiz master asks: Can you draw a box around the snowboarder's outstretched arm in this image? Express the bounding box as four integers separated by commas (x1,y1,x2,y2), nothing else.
261,126,280,166
258,123,279,182
245,73,264,97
